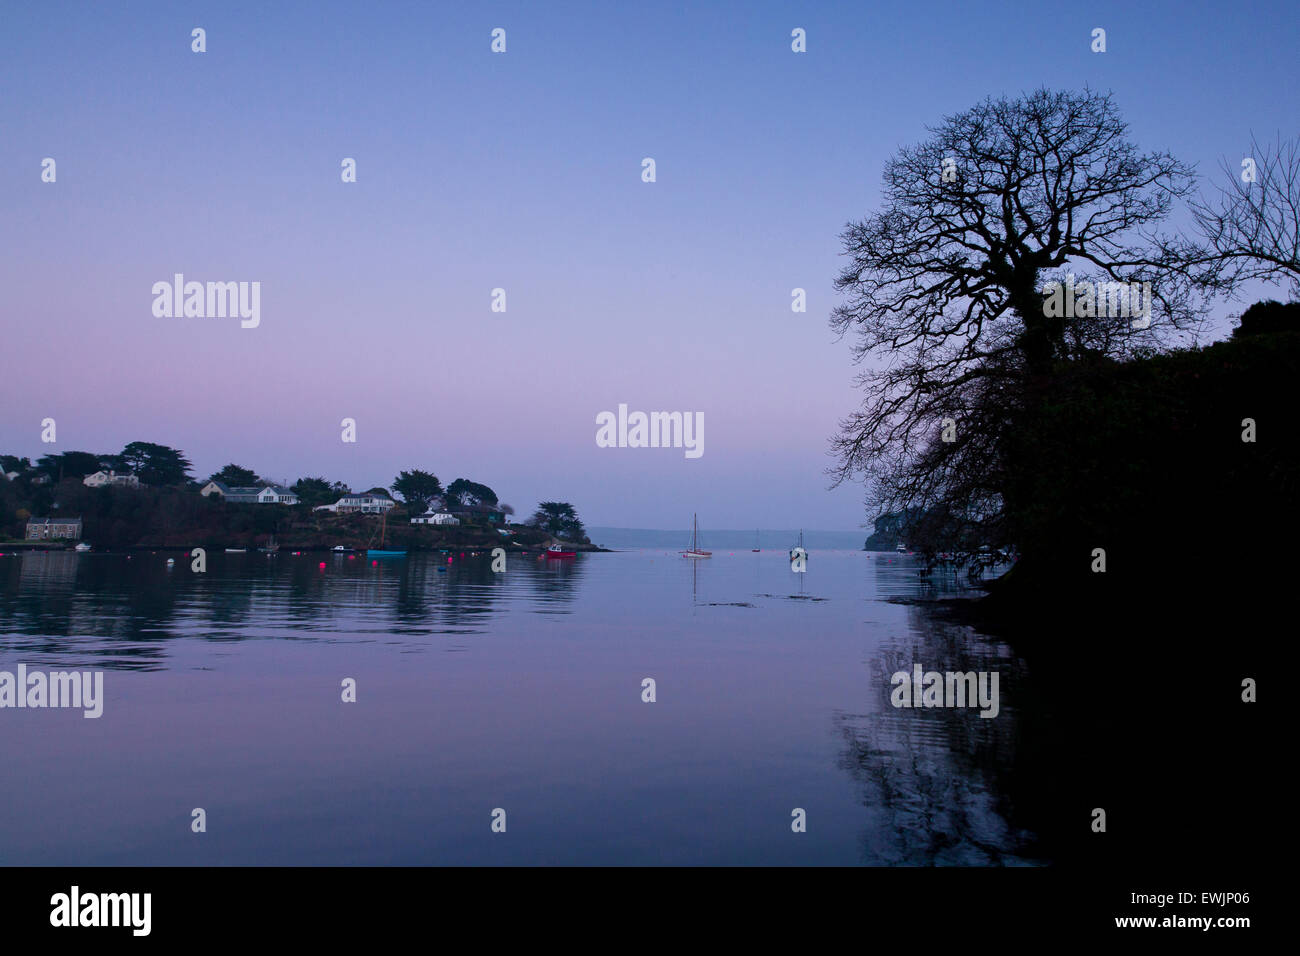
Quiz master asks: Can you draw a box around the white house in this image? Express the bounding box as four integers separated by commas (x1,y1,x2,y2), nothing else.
83,470,140,488
411,510,459,525
314,492,395,514
26,517,83,540
201,480,300,505
256,485,298,504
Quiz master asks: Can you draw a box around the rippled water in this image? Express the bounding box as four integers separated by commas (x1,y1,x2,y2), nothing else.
0,548,1045,865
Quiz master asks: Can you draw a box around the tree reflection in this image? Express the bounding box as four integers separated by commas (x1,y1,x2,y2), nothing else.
834,605,1048,864
0,551,587,670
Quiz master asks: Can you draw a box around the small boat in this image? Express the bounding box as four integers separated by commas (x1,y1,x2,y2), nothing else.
225,548,247,553
752,529,760,552
366,511,406,557
895,542,907,553
681,514,712,558
332,545,352,552
542,544,577,558
258,535,278,553
75,542,91,553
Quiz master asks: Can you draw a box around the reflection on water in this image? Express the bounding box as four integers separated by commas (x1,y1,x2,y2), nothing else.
836,606,1037,865
0,551,586,670
0,549,1047,865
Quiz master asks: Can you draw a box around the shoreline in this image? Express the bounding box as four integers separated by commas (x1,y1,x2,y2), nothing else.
0,542,611,554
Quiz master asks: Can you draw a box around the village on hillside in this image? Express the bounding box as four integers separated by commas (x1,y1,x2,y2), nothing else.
0,448,593,552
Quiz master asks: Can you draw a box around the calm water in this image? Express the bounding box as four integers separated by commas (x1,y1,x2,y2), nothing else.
0,548,1044,865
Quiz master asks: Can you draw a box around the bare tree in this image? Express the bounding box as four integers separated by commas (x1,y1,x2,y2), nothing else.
1183,134,1300,299
829,88,1201,521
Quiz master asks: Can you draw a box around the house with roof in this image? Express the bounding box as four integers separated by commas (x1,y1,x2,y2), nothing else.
411,509,459,525
26,517,84,540
200,480,300,504
313,492,395,514
83,470,140,488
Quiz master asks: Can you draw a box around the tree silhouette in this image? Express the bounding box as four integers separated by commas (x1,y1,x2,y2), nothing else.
1232,299,1300,339
829,88,1201,522
36,451,104,481
1173,134,1300,299
445,478,498,510
291,476,336,507
392,469,444,512
118,442,192,487
209,464,259,486
527,501,586,541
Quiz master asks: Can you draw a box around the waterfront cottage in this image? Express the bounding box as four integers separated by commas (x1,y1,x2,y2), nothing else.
411,510,459,525
313,492,395,514
26,517,83,540
337,492,395,514
200,480,300,504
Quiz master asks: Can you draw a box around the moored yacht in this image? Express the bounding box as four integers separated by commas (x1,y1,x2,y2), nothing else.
681,514,711,558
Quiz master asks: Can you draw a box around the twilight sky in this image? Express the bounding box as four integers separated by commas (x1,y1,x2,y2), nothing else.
1,0,1295,529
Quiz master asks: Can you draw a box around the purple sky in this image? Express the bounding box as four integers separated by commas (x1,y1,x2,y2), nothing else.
2,1,1295,528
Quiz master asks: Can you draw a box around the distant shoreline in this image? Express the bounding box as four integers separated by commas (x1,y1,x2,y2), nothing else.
587,527,868,550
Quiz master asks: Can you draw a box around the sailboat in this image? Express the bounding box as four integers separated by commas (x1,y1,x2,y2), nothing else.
681,514,712,558
367,510,406,557
752,529,760,552
789,529,808,561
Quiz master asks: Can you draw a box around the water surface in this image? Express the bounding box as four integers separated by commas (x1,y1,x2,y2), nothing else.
0,549,1044,865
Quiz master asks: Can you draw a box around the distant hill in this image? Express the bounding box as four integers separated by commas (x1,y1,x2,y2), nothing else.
586,528,867,550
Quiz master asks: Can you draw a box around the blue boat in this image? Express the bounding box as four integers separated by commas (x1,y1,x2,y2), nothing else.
366,512,406,557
